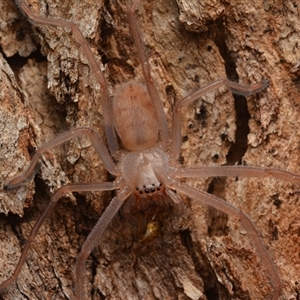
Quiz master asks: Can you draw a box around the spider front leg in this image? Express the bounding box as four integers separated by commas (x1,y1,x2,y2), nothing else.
172,165,300,183
75,185,132,300
171,78,269,160
1,127,118,292
5,128,117,190
0,181,120,292
169,163,300,300
127,1,170,144
15,0,118,154
165,181,281,300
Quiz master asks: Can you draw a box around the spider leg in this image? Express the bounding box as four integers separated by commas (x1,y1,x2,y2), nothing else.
166,181,281,300
172,165,300,183
75,185,132,300
127,2,170,144
171,79,269,160
15,0,118,154
0,181,120,291
5,128,117,189
176,78,269,109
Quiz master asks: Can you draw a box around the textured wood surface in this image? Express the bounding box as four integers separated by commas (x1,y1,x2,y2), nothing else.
0,0,299,299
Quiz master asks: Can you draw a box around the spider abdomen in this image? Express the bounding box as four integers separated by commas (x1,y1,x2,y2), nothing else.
113,81,159,151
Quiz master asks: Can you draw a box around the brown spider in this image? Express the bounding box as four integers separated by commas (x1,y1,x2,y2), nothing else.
1,0,299,299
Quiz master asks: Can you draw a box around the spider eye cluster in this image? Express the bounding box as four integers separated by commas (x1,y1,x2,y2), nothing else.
135,182,163,194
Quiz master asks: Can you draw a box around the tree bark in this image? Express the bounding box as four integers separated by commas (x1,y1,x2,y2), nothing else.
0,0,299,299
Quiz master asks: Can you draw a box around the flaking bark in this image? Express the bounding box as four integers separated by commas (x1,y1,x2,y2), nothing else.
0,0,299,299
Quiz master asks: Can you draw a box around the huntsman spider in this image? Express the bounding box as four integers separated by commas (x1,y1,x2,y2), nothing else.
1,0,298,299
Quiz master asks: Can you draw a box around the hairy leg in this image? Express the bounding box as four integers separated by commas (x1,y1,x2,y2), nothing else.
172,165,300,183
0,182,120,291
15,0,119,154
166,181,281,300
127,1,170,144
75,185,132,300
171,79,269,160
5,128,117,189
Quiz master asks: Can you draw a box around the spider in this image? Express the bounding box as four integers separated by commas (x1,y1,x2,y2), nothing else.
1,0,299,299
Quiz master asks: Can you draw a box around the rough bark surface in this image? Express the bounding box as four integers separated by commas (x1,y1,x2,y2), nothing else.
0,0,299,299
